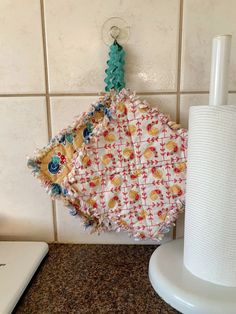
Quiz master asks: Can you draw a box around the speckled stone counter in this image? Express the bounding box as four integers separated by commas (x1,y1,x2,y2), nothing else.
14,244,179,314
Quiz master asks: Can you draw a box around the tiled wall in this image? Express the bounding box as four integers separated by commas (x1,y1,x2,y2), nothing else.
1,0,236,243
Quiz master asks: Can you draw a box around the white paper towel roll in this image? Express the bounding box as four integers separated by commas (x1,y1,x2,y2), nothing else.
184,105,236,287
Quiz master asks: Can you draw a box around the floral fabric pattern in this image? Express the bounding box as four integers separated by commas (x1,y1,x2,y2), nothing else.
27,92,114,218
64,89,188,240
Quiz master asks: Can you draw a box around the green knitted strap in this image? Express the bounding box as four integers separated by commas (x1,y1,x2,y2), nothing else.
104,40,125,92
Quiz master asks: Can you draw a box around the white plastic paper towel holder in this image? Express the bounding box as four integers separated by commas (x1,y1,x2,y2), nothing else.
148,34,236,313
149,238,236,314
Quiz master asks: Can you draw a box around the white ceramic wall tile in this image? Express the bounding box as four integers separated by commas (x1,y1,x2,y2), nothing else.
56,201,172,244
139,94,177,121
181,0,236,92
44,0,179,93
180,94,208,129
0,0,45,93
180,93,236,129
50,96,98,135
0,97,54,241
50,94,177,135
51,95,174,243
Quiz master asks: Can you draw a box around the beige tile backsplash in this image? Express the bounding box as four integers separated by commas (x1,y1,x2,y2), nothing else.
44,0,179,93
181,0,236,92
0,97,54,241
180,93,236,129
0,0,45,93
0,0,236,242
50,96,98,135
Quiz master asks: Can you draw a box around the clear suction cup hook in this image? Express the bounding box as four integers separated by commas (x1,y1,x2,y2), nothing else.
110,25,120,41
102,17,130,45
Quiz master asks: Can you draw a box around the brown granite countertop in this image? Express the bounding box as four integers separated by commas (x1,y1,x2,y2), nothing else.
14,244,179,314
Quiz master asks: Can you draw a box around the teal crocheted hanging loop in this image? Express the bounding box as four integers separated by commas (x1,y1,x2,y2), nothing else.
104,39,125,92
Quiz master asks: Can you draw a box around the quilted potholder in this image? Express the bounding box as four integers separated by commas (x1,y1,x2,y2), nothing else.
27,92,114,221
64,89,188,240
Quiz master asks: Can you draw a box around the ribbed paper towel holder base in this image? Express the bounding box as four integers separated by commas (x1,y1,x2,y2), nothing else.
149,239,236,314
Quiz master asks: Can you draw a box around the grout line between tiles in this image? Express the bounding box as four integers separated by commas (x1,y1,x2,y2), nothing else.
50,92,99,97
40,0,58,243
40,0,51,137
180,91,209,95
176,0,184,124
0,93,45,97
0,91,236,98
182,91,236,94
173,0,184,240
50,91,178,97
137,92,176,95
